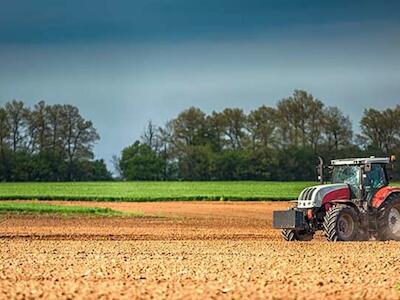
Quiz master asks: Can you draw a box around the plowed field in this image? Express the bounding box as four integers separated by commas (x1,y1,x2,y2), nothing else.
1,201,400,299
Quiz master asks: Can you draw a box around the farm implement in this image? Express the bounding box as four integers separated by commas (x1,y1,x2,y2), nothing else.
273,156,400,241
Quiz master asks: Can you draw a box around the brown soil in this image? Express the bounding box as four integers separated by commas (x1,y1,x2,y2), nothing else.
0,201,399,299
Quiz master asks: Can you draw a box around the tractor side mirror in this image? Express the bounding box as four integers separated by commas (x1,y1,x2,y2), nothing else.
364,163,372,173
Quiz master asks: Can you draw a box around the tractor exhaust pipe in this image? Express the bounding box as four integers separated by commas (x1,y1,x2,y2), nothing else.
318,156,324,184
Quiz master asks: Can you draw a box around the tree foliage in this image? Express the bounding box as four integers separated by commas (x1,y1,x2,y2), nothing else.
118,90,400,181
0,100,111,181
119,141,164,180
358,106,400,155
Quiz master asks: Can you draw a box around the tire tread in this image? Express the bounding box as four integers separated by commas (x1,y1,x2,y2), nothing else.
281,229,314,241
377,193,400,241
323,204,359,242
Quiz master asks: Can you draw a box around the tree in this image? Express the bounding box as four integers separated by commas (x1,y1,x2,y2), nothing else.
46,104,63,153
248,105,277,150
0,107,10,154
277,90,324,149
167,107,210,180
0,100,110,181
212,150,250,180
274,146,317,181
207,111,226,151
120,89,371,181
59,105,100,178
322,106,353,154
9,150,33,181
30,150,67,181
158,123,177,180
358,106,400,154
141,120,161,151
247,147,278,180
87,159,112,181
169,107,208,148
178,145,213,180
307,97,324,150
219,108,248,150
75,159,112,181
0,107,11,181
26,101,50,153
5,100,28,152
120,141,164,180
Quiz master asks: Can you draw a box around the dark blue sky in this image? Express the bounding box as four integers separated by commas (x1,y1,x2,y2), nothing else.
0,0,399,170
1,1,400,43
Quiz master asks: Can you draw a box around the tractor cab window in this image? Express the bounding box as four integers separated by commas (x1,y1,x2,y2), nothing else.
331,165,360,197
364,164,388,195
332,165,360,186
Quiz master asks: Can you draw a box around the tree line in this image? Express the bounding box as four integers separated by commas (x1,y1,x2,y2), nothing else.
117,90,400,181
0,100,111,181
1,90,399,182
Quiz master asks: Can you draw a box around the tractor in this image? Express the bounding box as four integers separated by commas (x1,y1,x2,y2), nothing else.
273,156,400,241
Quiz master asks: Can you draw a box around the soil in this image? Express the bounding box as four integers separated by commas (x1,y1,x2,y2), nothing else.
1,201,400,299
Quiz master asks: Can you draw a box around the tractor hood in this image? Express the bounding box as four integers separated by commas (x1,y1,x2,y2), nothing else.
297,183,350,209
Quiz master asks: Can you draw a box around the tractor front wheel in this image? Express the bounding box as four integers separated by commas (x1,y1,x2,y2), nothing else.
281,229,314,241
323,205,359,241
377,195,400,241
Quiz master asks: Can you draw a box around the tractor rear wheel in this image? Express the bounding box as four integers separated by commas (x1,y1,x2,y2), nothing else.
281,229,314,241
323,205,360,241
377,194,400,241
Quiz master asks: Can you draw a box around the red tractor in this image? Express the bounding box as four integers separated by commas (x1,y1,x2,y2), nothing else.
273,156,400,241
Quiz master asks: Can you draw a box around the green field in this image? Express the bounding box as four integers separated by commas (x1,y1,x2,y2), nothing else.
0,201,133,216
0,181,317,201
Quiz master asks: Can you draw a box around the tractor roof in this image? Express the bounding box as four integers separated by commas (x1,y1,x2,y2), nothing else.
331,157,390,166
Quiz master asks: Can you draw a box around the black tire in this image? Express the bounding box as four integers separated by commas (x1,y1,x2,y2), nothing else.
377,194,400,241
281,229,314,241
323,205,360,241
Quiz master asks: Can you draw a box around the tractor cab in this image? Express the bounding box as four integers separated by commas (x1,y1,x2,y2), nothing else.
329,157,390,202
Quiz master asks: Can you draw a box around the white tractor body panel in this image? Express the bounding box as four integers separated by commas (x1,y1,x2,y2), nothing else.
297,183,348,209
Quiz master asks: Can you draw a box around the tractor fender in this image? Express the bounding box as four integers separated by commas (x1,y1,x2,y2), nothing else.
323,199,360,213
372,187,400,208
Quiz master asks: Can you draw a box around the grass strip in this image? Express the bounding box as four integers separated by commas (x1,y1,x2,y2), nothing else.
0,181,398,202
0,181,314,202
0,201,143,217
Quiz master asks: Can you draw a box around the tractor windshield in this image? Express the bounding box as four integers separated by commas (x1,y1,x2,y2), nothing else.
331,165,360,195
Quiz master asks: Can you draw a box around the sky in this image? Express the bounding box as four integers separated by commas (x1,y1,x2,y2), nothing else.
0,0,399,171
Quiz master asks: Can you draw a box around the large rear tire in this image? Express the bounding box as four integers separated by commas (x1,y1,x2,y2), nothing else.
323,205,360,241
377,194,400,241
281,229,314,241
